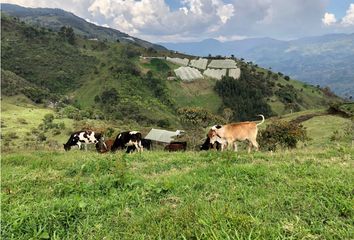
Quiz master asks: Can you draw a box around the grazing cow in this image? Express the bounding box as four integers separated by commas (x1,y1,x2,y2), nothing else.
164,141,187,152
127,139,152,153
200,136,222,151
64,130,106,151
111,131,143,153
208,115,265,153
96,139,115,153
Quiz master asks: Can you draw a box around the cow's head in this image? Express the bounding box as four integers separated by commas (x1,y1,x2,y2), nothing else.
208,125,222,144
63,144,71,151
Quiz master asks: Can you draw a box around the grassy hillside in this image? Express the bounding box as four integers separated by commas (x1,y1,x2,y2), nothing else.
1,14,343,127
2,148,353,239
1,3,166,51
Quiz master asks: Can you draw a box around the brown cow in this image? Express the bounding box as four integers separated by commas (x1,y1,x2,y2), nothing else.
208,115,264,153
164,141,187,152
96,139,114,153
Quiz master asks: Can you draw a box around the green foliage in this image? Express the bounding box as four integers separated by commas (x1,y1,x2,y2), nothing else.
275,84,301,110
144,71,174,107
215,75,273,121
150,59,170,72
100,88,119,104
178,107,225,128
58,26,75,45
258,120,309,151
1,69,51,103
1,16,97,95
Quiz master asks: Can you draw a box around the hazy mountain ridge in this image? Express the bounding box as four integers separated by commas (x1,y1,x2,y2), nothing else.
161,34,354,97
1,3,167,51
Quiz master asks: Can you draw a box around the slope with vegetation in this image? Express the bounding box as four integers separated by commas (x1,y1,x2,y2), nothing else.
1,13,342,125
1,3,166,51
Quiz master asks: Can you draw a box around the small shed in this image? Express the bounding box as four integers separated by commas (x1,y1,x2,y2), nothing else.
144,128,185,143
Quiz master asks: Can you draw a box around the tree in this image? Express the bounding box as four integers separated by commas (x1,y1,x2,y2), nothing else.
222,108,233,122
101,88,119,104
178,107,225,128
59,26,75,45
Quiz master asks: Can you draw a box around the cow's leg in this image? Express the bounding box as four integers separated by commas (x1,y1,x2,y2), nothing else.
233,142,238,152
132,143,139,153
77,142,82,150
84,144,88,151
138,141,143,152
251,139,259,152
247,141,252,153
102,142,107,150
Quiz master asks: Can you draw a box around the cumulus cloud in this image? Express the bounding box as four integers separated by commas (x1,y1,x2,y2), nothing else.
2,0,354,42
322,12,337,26
87,0,234,39
341,3,354,26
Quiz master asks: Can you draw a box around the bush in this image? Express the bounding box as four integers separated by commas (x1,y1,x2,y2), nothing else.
17,118,28,124
5,132,19,140
178,107,225,128
258,120,308,151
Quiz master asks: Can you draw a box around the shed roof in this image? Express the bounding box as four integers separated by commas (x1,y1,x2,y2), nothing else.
144,128,184,143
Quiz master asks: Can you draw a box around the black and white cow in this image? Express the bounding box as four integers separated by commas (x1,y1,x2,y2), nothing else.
126,139,152,153
111,131,143,153
63,130,106,151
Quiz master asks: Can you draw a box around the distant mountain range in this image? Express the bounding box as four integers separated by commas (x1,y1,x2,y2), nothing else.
1,3,166,51
161,34,354,97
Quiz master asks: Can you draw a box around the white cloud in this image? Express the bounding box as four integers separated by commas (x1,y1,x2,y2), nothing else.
216,3,234,23
341,3,354,26
322,12,337,26
215,35,248,42
2,0,354,42
87,0,234,39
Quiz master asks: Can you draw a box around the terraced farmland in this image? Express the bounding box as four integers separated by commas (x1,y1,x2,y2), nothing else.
189,58,208,70
174,66,204,81
203,68,227,80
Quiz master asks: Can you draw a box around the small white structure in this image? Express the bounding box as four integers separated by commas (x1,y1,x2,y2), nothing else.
203,68,227,80
228,68,241,79
174,66,204,81
144,129,184,143
140,56,165,60
166,57,189,66
189,58,208,70
208,59,237,69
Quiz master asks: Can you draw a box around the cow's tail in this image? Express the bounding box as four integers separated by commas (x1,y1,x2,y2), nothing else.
256,114,265,126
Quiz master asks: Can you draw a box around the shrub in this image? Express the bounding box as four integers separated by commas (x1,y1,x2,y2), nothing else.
157,119,170,128
37,132,47,142
17,118,28,124
5,132,19,140
52,129,61,136
258,120,308,151
178,107,225,128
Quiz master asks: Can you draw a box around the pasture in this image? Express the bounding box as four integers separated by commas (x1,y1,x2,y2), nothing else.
2,148,353,239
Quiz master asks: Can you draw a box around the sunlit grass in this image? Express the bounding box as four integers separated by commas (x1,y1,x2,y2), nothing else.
2,148,353,239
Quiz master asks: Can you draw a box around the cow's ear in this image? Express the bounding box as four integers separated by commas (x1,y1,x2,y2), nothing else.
215,125,222,129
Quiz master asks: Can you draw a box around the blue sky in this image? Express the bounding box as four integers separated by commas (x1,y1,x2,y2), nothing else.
2,0,354,42
327,0,353,17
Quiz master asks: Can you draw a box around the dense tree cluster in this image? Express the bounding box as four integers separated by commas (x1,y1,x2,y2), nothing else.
214,73,273,121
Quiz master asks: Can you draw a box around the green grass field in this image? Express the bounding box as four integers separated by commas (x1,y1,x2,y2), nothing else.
2,148,353,239
2,97,353,239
